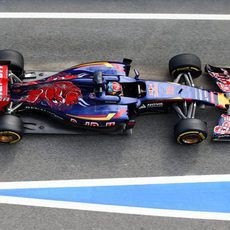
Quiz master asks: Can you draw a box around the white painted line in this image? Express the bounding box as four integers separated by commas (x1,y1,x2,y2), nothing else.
0,174,230,189
0,196,230,221
0,13,230,20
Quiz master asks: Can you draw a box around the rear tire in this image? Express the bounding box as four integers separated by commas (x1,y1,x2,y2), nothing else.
174,118,207,145
0,115,23,143
0,49,24,77
169,53,202,79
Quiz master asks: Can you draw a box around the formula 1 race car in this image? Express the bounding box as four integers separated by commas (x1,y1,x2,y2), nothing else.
0,50,229,144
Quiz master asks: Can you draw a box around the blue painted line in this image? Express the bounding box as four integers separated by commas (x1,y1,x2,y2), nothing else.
1,182,230,213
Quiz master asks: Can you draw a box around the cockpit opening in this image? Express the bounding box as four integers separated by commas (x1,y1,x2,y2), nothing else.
121,82,146,98
105,81,146,98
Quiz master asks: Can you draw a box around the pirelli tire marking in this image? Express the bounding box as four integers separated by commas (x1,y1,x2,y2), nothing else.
0,131,21,144
177,131,206,144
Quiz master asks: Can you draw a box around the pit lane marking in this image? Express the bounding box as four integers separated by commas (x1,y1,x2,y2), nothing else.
0,13,230,20
1,175,230,221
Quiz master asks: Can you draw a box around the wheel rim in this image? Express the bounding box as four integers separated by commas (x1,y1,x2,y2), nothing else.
0,131,21,143
181,133,203,144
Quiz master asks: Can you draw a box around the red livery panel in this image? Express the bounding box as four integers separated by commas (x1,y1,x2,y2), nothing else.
0,65,10,110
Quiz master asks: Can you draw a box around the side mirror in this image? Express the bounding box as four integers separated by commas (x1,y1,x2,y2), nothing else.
134,69,140,79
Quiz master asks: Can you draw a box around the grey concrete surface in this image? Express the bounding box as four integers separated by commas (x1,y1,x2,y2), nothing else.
0,0,230,14
0,1,230,229
1,204,230,230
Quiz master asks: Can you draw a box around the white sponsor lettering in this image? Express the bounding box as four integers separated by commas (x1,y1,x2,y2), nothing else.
147,103,163,108
70,118,77,124
106,122,115,127
85,122,99,127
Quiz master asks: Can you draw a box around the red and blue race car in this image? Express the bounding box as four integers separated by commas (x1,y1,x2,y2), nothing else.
0,50,229,144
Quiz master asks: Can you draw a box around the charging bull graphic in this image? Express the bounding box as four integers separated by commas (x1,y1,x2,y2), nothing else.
19,81,89,110
206,67,230,93
214,114,230,135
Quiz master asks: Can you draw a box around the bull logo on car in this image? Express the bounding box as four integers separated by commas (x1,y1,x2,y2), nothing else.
20,81,89,110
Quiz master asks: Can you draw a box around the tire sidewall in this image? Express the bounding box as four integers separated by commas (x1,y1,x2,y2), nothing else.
174,118,207,144
0,49,24,77
169,53,202,79
0,115,23,143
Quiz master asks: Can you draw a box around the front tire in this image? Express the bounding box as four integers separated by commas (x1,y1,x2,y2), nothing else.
169,53,202,79
174,118,207,145
0,115,23,143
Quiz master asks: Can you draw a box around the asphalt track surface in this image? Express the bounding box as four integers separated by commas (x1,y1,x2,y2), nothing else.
0,0,230,229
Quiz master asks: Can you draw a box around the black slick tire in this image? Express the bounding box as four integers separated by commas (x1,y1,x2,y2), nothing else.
0,115,23,143
169,53,202,79
174,118,207,145
0,49,24,77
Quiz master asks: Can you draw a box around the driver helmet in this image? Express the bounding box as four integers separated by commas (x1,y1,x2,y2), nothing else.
107,81,123,96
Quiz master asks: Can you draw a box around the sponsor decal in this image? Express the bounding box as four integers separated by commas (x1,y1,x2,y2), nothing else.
85,122,99,127
166,86,174,95
139,104,146,109
147,103,164,108
154,83,158,97
0,97,10,102
148,83,154,96
84,121,115,127
176,67,189,71
139,103,164,109
70,118,78,124
106,122,116,127
105,101,117,104
174,66,199,72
